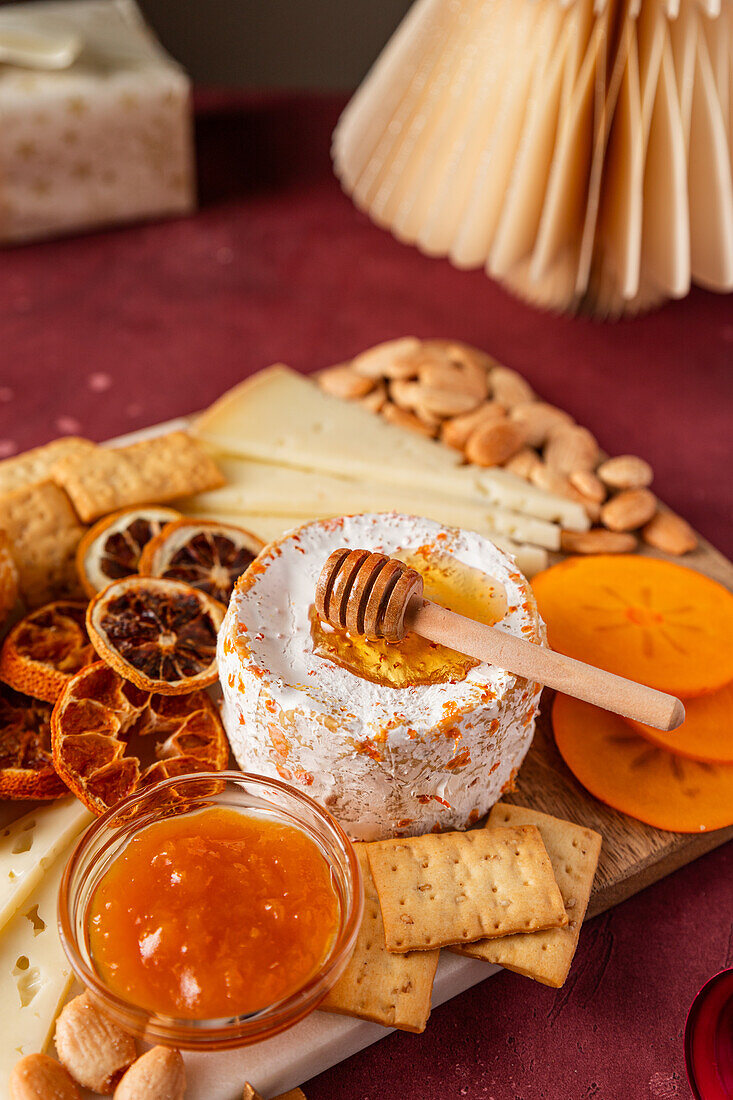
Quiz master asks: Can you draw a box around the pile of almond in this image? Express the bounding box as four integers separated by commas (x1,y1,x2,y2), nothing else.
318,337,697,557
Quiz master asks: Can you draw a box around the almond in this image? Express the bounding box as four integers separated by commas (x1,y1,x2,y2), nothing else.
544,425,599,475
358,380,387,413
597,454,653,490
414,383,482,419
243,1086,264,1100
418,360,489,401
509,402,574,448
642,511,697,555
568,469,607,503
465,419,525,466
56,991,136,1094
317,365,375,400
382,402,437,438
440,402,506,450
601,488,657,532
114,1047,185,1100
504,447,543,480
9,1053,81,1100
488,366,534,406
388,378,422,410
560,529,638,554
352,337,421,379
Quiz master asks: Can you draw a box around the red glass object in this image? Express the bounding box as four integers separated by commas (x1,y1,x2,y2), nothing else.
685,968,733,1100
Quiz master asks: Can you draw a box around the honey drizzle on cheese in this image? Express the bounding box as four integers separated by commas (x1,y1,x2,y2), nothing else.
309,550,507,688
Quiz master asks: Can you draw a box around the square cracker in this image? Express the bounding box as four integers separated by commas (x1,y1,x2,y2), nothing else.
320,845,439,1033
451,804,602,987
366,827,567,954
51,431,225,522
0,437,96,496
0,481,86,606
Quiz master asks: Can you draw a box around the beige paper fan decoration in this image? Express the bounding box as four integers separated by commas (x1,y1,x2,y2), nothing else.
333,0,733,317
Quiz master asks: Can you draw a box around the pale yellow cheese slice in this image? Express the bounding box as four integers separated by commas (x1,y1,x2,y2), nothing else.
192,366,589,531
0,799,92,935
0,839,79,1094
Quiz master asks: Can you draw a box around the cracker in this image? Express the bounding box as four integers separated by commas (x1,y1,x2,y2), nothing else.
0,481,86,606
451,804,602,987
51,431,225,522
320,845,439,1032
0,437,96,496
366,827,567,953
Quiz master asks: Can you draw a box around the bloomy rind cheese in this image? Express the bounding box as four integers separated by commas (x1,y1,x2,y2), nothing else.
219,513,546,840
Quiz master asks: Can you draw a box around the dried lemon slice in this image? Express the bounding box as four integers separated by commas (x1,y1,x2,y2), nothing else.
51,662,229,815
0,683,67,799
86,577,225,694
139,518,263,605
0,601,95,703
76,505,181,597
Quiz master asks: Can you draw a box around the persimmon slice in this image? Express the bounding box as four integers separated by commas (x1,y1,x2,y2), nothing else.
138,518,263,605
0,682,67,799
86,577,225,694
532,555,733,697
627,680,733,764
51,661,229,815
0,601,95,703
76,506,181,597
552,693,733,833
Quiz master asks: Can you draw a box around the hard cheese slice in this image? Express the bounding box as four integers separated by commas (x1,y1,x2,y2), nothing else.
0,839,79,1094
193,366,588,530
0,799,92,934
185,454,561,550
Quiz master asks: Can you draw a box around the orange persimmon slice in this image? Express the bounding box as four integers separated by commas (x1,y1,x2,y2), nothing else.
627,680,733,764
532,555,733,697
552,693,733,833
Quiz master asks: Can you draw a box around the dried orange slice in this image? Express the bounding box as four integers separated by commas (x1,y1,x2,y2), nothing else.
51,661,229,815
86,577,225,694
0,601,95,703
626,680,733,764
0,530,19,627
532,555,733,697
0,682,67,799
552,693,733,833
138,518,263,605
76,506,181,597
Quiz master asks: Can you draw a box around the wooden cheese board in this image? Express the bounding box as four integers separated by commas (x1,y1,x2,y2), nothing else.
2,401,732,1100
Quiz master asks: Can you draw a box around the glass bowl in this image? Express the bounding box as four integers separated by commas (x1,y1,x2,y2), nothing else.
58,771,363,1050
685,967,733,1100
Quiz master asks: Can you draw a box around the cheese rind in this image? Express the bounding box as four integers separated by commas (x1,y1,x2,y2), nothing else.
219,513,545,841
0,799,92,934
0,840,78,1095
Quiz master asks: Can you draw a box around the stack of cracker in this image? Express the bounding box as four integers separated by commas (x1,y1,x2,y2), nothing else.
0,432,223,615
321,805,601,1034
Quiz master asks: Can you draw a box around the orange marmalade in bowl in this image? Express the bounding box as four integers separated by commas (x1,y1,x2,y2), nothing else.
88,807,341,1020
59,772,362,1048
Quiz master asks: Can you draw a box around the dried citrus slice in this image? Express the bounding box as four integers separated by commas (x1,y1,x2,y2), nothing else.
51,661,229,815
86,577,225,694
0,601,95,703
532,555,733,697
0,530,19,627
76,506,181,597
552,693,733,833
626,680,733,764
138,518,263,605
0,682,67,799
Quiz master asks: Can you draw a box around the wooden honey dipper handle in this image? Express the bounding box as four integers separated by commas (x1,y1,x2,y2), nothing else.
316,549,685,733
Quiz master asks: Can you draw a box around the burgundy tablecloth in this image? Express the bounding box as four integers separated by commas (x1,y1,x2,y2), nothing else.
1,92,731,1100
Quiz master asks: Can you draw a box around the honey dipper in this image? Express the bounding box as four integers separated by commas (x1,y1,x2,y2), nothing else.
316,549,685,732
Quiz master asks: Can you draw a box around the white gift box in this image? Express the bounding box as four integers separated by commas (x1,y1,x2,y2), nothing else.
0,0,196,244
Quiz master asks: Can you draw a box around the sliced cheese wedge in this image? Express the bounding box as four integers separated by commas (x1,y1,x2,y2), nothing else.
192,366,589,531
0,799,92,935
0,839,78,1094
184,456,561,550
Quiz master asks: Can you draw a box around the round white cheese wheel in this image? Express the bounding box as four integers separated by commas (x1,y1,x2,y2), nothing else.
219,513,545,841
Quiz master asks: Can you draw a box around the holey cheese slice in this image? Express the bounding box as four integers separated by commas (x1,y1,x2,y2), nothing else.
219,513,546,841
